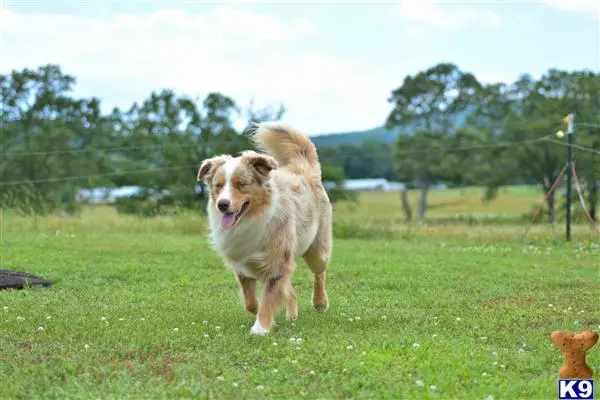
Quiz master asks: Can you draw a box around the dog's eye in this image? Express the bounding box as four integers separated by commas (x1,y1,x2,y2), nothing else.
237,182,247,190
215,183,224,190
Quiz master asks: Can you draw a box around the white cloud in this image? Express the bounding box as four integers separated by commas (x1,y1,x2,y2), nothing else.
398,0,501,29
0,7,391,134
540,0,600,19
407,26,426,38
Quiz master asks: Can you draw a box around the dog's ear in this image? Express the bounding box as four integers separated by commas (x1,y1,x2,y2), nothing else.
197,155,231,182
241,151,278,178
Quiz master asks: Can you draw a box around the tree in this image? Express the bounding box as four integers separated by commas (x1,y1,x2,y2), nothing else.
567,71,600,222
386,63,482,221
110,90,253,215
320,165,357,207
488,70,600,223
1,65,111,213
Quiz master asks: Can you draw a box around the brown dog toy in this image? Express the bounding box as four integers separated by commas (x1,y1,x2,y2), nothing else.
550,329,598,379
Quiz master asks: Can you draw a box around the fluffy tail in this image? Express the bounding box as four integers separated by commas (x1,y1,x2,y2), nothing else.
249,121,320,175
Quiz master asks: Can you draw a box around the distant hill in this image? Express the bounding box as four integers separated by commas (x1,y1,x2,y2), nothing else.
310,126,400,147
311,108,472,148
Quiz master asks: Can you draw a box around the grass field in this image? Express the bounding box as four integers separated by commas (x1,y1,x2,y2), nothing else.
1,187,599,399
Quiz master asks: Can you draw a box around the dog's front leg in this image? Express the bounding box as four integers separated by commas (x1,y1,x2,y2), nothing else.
237,274,258,314
250,273,291,335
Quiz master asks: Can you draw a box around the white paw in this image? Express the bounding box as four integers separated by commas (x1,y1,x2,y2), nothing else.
250,320,270,335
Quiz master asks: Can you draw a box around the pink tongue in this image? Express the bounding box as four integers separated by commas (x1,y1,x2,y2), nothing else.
221,212,237,228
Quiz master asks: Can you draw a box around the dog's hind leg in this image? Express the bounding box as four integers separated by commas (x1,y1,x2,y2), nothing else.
303,219,331,312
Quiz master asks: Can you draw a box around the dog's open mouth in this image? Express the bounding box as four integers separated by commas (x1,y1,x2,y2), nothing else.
220,201,249,229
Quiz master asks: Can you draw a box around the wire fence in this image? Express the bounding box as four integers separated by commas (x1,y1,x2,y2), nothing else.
0,134,598,187
3,121,598,158
0,165,197,187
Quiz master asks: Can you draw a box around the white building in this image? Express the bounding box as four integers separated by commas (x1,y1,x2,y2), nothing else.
324,178,406,192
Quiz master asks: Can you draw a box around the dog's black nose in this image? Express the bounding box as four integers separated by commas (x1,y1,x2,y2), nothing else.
217,199,230,212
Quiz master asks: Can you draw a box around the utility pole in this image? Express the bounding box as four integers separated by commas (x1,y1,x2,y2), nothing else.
565,113,574,241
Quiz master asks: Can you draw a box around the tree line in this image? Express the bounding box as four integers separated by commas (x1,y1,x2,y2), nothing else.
0,64,348,216
1,63,598,222
320,63,599,222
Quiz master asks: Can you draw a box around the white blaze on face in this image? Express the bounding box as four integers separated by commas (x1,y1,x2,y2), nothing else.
217,158,241,211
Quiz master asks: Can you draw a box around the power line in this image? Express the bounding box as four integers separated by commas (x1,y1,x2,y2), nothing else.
1,135,597,187
0,165,197,187
2,135,543,160
322,136,554,159
394,136,552,155
543,138,600,156
0,138,542,187
3,143,199,157
4,121,599,158
576,122,600,129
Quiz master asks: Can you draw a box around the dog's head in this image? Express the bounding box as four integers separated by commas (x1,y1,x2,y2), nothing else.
197,151,279,229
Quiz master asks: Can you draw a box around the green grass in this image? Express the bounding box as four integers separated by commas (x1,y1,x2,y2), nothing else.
1,188,599,399
335,185,549,222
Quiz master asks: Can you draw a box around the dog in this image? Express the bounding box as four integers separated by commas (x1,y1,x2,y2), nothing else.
197,122,332,335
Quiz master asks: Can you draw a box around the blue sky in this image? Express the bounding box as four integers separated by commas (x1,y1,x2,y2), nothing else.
2,0,599,135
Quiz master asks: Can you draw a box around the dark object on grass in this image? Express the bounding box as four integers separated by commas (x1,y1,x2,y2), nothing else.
0,270,52,290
